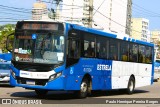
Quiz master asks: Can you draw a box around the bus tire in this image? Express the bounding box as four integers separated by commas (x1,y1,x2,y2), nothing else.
35,89,48,97
77,78,89,98
126,76,135,94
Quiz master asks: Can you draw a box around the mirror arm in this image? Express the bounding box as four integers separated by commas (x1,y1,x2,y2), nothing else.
6,33,14,53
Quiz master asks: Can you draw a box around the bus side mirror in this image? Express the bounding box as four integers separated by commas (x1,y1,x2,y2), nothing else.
6,33,14,53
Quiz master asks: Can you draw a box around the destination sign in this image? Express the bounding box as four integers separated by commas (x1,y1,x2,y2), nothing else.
22,23,59,30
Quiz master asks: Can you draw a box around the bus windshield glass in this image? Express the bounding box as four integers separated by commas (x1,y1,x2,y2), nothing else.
13,32,65,64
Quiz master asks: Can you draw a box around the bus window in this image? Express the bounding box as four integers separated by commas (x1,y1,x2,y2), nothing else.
129,44,138,62
83,33,95,58
120,42,129,61
96,36,107,59
68,39,80,59
138,45,146,63
145,46,152,63
109,40,118,60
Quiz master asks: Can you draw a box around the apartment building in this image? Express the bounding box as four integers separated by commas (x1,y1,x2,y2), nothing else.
130,18,150,42
151,30,160,44
32,1,48,20
60,0,132,34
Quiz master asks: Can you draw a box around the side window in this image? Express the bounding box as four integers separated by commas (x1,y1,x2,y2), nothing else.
83,33,95,58
145,46,152,63
109,39,118,60
66,30,81,67
129,44,138,62
96,37,108,59
138,45,146,63
120,42,129,61
67,38,80,59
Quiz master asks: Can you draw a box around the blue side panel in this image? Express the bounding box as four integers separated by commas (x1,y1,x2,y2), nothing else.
136,40,154,47
151,50,155,85
64,58,112,90
54,64,65,72
71,24,117,39
123,37,127,40
69,23,154,47
10,65,20,76
132,39,135,42
64,23,70,37
128,38,131,41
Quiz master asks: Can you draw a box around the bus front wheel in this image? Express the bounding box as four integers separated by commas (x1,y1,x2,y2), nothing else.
35,89,48,97
126,77,135,94
76,78,89,98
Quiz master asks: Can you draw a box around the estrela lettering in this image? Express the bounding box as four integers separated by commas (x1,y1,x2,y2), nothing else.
97,64,112,71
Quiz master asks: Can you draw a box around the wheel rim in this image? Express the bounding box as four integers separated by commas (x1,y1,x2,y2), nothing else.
129,81,134,92
81,82,87,93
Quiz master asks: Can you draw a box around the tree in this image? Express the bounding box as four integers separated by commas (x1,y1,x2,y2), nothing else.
0,24,15,53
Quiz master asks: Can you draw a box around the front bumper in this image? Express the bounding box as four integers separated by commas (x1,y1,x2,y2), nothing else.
10,74,65,90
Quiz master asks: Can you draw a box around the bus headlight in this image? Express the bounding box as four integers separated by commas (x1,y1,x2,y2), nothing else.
10,69,16,79
49,72,62,81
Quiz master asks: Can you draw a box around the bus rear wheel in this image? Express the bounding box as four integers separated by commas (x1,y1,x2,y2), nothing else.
35,89,48,97
76,78,89,98
126,77,135,94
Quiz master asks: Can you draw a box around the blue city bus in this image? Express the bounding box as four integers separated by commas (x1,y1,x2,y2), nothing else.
7,20,154,98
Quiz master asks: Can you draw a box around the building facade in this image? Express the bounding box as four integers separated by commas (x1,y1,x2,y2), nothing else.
151,30,160,44
32,1,48,20
150,30,160,59
130,18,150,42
60,0,132,34
93,0,132,34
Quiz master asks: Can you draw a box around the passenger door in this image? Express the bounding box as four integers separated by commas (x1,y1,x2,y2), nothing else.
66,37,80,67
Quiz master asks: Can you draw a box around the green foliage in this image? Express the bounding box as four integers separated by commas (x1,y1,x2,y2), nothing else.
0,24,15,53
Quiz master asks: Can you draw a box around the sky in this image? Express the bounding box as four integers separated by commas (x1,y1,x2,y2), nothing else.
132,0,160,31
0,0,160,31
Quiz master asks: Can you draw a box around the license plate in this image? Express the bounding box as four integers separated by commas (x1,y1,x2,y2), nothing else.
26,80,35,85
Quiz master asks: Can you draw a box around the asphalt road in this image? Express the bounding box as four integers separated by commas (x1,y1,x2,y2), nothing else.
0,81,160,107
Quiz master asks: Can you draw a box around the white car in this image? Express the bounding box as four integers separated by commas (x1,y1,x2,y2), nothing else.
0,62,11,83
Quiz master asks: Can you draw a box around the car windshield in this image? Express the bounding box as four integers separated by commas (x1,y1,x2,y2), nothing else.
0,64,10,70
13,32,65,64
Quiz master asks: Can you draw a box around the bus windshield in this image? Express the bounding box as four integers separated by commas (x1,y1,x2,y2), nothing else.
13,32,65,64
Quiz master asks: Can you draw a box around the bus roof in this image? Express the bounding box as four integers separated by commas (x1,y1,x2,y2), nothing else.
70,23,154,47
17,20,154,47
22,20,66,23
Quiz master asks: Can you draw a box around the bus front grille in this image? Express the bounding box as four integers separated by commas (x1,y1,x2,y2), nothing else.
16,77,48,86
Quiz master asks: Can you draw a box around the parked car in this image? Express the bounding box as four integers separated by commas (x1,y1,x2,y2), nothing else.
0,61,11,83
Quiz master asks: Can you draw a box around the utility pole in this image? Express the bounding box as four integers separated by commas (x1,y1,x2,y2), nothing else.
88,0,93,28
83,0,93,28
71,0,74,23
49,0,62,20
54,0,62,20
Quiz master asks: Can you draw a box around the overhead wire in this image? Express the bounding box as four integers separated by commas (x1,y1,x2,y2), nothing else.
0,4,32,23
0,0,154,35
44,0,151,35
